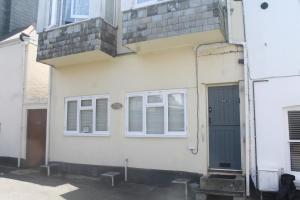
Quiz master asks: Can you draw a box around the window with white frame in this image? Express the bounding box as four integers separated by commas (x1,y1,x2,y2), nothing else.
134,0,172,9
48,0,115,27
288,110,300,171
65,95,109,135
71,0,90,19
126,90,187,137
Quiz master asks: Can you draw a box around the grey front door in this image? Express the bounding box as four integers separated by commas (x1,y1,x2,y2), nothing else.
208,85,241,170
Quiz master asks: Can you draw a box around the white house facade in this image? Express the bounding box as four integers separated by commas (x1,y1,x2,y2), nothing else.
36,0,250,198
0,26,49,167
244,0,300,192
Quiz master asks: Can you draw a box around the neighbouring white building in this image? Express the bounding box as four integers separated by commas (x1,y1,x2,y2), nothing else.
244,0,300,192
0,25,49,167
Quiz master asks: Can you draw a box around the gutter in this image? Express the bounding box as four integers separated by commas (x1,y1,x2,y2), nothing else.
18,35,30,168
45,66,53,169
226,0,251,196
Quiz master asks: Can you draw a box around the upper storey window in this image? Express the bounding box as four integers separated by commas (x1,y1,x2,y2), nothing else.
71,0,90,19
48,0,115,28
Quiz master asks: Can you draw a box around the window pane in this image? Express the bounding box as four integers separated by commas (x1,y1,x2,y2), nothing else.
129,96,143,132
168,93,185,132
73,0,89,16
62,0,75,25
148,95,163,104
288,111,300,140
290,143,300,172
96,99,108,131
67,101,77,131
81,99,92,107
146,107,164,134
80,110,93,133
105,0,115,24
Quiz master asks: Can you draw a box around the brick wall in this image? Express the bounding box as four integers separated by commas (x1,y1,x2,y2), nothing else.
122,0,226,45
37,17,117,61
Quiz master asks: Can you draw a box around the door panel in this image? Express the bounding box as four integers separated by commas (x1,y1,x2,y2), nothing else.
208,85,241,170
26,109,47,168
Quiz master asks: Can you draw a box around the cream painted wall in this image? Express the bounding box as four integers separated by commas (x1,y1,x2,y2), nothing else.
49,45,244,173
229,0,245,43
24,42,49,106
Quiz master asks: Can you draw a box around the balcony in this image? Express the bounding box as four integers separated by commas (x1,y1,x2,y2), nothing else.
37,17,117,67
122,0,227,52
36,0,117,67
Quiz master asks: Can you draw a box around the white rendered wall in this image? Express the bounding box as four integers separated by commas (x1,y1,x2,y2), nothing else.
0,42,24,158
254,77,300,188
244,0,300,191
244,0,300,79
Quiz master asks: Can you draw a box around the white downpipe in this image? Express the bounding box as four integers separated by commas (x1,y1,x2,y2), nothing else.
45,67,53,168
18,41,29,168
226,0,251,196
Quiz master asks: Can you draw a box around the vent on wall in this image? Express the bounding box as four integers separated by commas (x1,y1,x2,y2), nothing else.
288,111,300,171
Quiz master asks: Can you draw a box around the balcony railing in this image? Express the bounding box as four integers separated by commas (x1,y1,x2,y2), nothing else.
37,17,117,66
36,0,117,66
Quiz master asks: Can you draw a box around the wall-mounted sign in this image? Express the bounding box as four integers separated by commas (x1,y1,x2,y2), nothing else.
111,103,123,110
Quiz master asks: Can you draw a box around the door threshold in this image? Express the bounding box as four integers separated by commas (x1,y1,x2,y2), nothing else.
208,168,243,176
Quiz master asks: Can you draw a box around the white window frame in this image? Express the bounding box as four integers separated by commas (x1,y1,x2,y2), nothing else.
47,0,117,29
126,89,187,138
70,0,91,19
133,0,173,9
64,95,110,136
284,106,300,178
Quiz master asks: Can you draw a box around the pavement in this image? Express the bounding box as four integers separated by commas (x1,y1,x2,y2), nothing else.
0,165,254,200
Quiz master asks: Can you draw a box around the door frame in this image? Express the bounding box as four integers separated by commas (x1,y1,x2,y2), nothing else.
205,82,245,174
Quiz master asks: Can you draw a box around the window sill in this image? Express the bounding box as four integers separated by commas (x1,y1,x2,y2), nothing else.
64,132,110,137
131,0,173,10
125,133,187,138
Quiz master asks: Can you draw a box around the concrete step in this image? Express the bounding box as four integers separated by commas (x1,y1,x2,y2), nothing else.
188,183,246,200
172,178,191,200
40,163,61,176
200,175,246,194
100,171,122,187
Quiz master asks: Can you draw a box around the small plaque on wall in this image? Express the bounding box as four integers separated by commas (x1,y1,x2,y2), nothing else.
111,103,123,110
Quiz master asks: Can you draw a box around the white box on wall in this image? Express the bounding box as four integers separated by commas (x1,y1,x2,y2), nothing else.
258,169,282,192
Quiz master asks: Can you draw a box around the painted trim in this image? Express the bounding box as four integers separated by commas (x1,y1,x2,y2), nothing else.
125,89,187,138
64,94,110,136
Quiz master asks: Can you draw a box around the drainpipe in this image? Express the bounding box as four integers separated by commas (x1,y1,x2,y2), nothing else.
226,0,251,196
18,34,30,168
45,66,53,168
